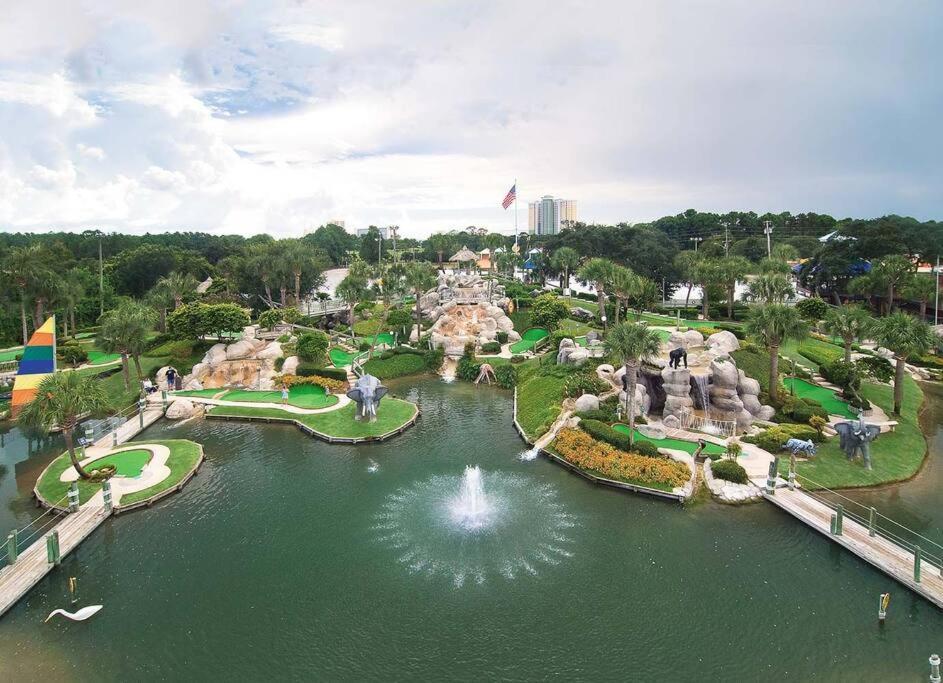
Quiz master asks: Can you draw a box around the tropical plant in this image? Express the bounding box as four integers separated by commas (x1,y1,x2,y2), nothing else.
2,244,54,344
690,258,720,319
715,256,751,319
871,255,915,314
530,293,570,331
57,269,86,338
156,271,199,310
578,258,615,332
405,261,437,338
609,265,638,326
870,311,935,414
99,300,158,389
18,372,111,480
746,273,793,304
296,330,330,364
551,247,580,291
258,309,282,330
604,322,662,446
795,297,829,323
725,441,742,460
627,277,660,321
673,250,700,309
901,275,936,320
823,305,872,362
745,304,809,403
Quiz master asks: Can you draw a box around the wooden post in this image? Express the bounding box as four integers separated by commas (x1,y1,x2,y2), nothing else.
46,531,60,565
787,456,796,491
830,513,837,535
67,482,80,512
161,390,168,409
868,507,876,537
6,530,17,565
915,545,922,583
766,457,779,495
102,480,113,512
835,505,844,535
112,429,118,448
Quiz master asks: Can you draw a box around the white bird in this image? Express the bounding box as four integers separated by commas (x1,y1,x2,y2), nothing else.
45,605,103,623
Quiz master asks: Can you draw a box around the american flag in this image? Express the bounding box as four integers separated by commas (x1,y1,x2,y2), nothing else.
501,184,516,209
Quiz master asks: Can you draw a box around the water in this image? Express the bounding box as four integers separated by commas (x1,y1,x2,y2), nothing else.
1,377,943,680
693,373,711,415
451,465,488,529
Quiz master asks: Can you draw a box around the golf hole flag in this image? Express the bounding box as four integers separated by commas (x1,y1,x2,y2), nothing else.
10,316,56,418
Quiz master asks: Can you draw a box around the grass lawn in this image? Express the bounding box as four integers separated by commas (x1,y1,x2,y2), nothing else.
611,425,727,457
779,375,926,489
353,319,386,336
510,327,549,354
0,346,22,362
222,385,339,409
557,319,595,337
363,353,428,379
782,378,857,419
516,371,567,439
36,440,201,506
85,449,152,477
780,337,843,372
173,388,227,398
209,398,418,439
86,351,122,365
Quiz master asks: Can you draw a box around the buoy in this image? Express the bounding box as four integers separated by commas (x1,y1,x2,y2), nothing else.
45,605,103,623
879,592,890,623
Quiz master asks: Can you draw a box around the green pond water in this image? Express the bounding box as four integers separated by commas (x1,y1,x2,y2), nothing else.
1,378,943,680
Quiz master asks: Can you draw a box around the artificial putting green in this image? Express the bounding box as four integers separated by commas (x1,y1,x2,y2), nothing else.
782,377,857,419
173,388,228,398
86,449,152,477
329,334,397,367
611,424,727,456
221,384,339,410
0,346,22,362
86,351,122,365
510,327,549,354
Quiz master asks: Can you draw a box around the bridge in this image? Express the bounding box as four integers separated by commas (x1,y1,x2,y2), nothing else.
300,298,348,317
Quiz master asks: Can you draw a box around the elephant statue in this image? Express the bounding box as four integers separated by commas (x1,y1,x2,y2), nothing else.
834,418,881,470
668,347,687,369
346,374,388,422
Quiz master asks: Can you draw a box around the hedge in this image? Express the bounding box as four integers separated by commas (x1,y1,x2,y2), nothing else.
711,459,748,484
296,363,348,381
579,419,659,457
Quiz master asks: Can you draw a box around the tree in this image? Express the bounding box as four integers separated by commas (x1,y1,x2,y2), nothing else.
386,308,413,342
368,261,408,357
609,266,638,326
824,305,872,363
691,258,720,319
336,274,368,338
578,258,615,332
795,297,829,322
871,255,915,314
746,304,809,404
359,226,383,264
901,275,936,320
59,342,89,368
19,372,111,479
304,223,356,266
627,277,659,321
283,239,327,305
296,331,330,364
3,244,54,344
168,302,248,343
99,300,157,388
715,256,751,319
156,271,199,310
550,247,580,291
673,250,700,309
405,261,436,339
746,273,793,304
604,322,661,446
530,293,569,331
870,311,935,414
57,269,86,338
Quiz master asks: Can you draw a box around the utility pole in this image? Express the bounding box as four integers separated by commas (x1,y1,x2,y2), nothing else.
935,256,940,326
388,225,399,262
721,221,730,257
689,236,703,252
763,220,774,258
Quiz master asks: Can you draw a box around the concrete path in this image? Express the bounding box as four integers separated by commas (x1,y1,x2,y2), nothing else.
59,444,173,504
158,394,351,415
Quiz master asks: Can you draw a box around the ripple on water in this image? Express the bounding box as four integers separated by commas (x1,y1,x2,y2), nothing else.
374,469,577,587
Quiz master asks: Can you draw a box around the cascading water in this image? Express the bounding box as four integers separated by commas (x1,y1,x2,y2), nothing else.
693,374,711,416
451,465,489,529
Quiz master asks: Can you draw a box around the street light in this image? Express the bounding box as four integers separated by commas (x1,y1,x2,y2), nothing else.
689,237,703,252
763,220,774,258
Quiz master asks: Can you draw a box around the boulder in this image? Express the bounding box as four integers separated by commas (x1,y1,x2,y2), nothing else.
663,414,681,430
683,329,705,348
507,330,522,342
586,330,600,344
183,378,203,391
618,383,650,416
166,398,196,420
710,357,739,389
225,339,257,361
256,342,283,360
569,307,593,322
738,371,761,397
756,405,776,421
242,325,257,339
741,393,762,415
706,330,740,355
282,356,300,376
596,364,616,384
875,347,894,360
556,338,576,364
736,409,754,430
668,331,686,349
574,394,600,413
638,424,667,440
203,343,228,366
496,317,515,332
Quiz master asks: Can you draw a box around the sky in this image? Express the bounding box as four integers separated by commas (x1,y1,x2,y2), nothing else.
0,0,940,238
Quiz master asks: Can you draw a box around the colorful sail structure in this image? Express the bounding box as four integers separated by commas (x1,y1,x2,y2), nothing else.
10,316,56,418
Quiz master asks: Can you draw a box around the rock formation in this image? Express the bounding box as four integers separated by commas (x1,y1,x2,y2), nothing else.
557,338,590,366
574,394,600,412
661,366,693,424
182,339,283,390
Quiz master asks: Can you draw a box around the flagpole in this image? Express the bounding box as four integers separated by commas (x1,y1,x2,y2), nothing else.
514,178,518,247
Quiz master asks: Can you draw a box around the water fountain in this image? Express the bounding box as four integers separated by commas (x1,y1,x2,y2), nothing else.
519,446,539,461
451,465,489,530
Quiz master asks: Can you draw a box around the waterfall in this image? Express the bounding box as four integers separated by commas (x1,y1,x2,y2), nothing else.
693,374,711,416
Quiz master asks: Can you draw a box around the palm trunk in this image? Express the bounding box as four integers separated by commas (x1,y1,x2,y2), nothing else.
20,297,28,345
280,286,287,307
70,307,76,335
893,356,905,415
614,298,621,326
349,304,355,338
920,299,928,320
263,282,273,303
120,352,131,390
596,285,607,333
844,339,852,364
684,282,693,309
62,313,68,338
769,344,780,403
625,361,638,447
133,353,144,379
414,290,423,340
34,299,43,328
727,285,734,319
64,429,90,480
174,296,182,310
701,287,709,320
294,271,302,305
886,284,894,314
158,308,167,333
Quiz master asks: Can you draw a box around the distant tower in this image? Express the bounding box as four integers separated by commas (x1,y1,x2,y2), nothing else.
527,195,578,235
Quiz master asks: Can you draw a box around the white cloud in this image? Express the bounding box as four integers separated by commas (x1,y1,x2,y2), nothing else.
269,24,344,51
77,143,105,160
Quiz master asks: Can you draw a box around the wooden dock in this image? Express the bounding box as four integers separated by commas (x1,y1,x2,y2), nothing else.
0,493,111,618
761,483,943,609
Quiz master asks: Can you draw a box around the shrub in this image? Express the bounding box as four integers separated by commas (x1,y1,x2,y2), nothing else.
363,352,427,379
424,347,444,370
633,441,660,458
909,354,943,370
809,415,827,437
774,395,828,424
711,459,748,484
510,355,526,364
726,441,743,459
295,363,348,381
296,331,330,364
386,308,413,339
480,341,501,354
280,373,346,392
58,343,88,367
562,372,607,398
530,294,569,331
274,357,285,372
743,424,821,452
555,428,689,489
856,355,893,382
713,323,745,339
358,341,371,352
820,359,859,391
575,407,618,423
796,297,829,322
796,339,843,367
277,334,292,344
169,302,249,340
258,309,281,329
494,364,517,389
456,346,481,381
281,307,302,324
497,331,509,344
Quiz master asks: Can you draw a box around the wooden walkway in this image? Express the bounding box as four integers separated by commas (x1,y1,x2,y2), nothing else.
760,483,943,609
0,493,111,618
91,404,164,450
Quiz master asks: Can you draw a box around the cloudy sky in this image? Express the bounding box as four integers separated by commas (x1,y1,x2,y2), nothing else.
0,1,940,238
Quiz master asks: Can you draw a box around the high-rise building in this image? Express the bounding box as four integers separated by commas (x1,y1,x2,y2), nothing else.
356,226,389,239
527,196,578,235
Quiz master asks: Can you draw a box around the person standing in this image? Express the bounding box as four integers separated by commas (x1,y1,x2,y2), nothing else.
165,367,176,391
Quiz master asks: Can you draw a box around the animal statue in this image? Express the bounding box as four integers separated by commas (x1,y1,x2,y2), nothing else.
834,419,881,470
45,605,103,623
668,347,687,369
475,363,496,385
782,438,816,457
346,374,388,422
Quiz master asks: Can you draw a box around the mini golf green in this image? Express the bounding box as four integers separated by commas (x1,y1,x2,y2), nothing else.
87,351,122,365
0,347,22,362
87,449,152,477
174,388,228,398
611,425,727,456
782,378,857,419
222,385,339,410
330,334,397,367
510,328,549,354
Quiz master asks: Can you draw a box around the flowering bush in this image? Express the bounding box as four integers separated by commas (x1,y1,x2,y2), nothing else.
278,373,346,393
554,428,689,489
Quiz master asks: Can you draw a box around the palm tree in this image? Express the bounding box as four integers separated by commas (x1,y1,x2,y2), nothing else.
157,271,199,310
628,277,659,321
715,256,751,319
496,250,518,277
824,305,872,363
691,258,719,320
901,275,936,321
368,261,408,357
746,272,793,304
745,304,809,404
18,372,110,480
551,247,580,291
578,258,615,333
3,245,53,344
59,269,85,338
609,266,637,327
282,239,325,305
146,281,175,333
604,322,662,446
673,250,700,309
99,301,157,390
248,244,276,305
848,273,880,312
872,255,915,314
871,311,935,414
405,261,437,340
336,275,368,338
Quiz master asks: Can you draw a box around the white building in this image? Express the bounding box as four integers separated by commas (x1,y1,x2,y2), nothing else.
356,226,390,239
528,196,578,235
